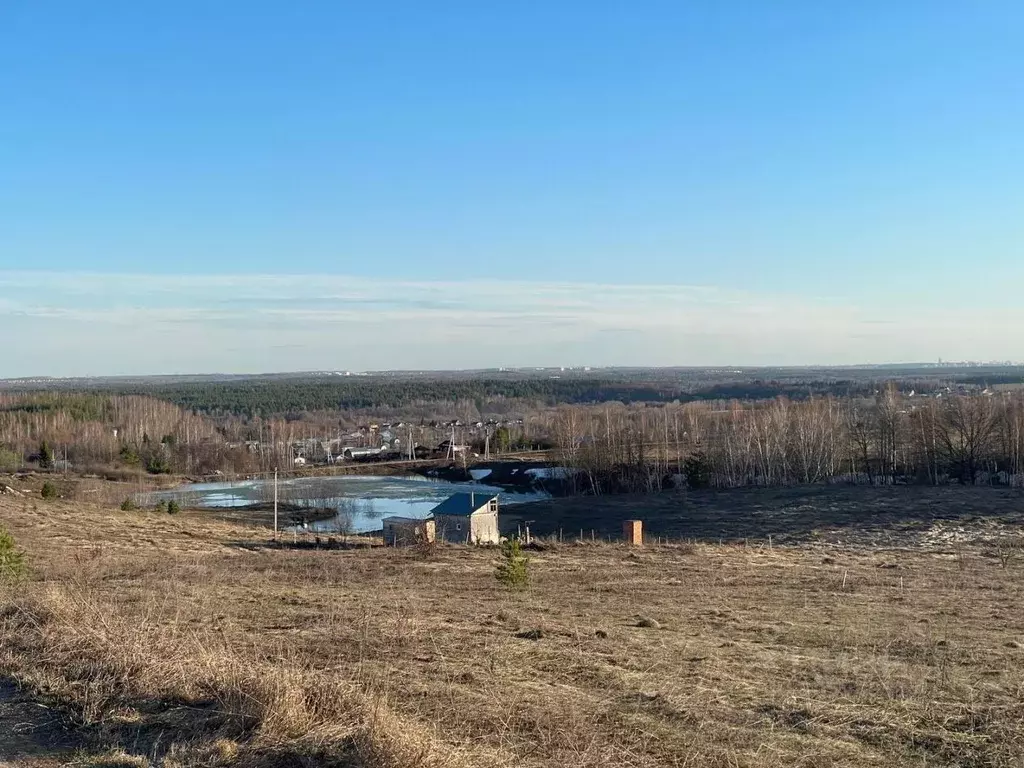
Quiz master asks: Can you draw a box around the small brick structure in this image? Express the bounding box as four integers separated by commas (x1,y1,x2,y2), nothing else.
623,519,643,546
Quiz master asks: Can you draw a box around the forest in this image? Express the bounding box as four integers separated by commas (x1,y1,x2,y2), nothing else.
7,364,1021,415
121,366,1024,416
548,387,1024,494
0,369,1021,492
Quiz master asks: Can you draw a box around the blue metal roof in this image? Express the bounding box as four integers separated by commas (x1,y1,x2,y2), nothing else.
430,492,498,517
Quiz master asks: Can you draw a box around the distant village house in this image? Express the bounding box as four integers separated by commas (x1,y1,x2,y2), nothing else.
431,492,500,545
382,492,500,546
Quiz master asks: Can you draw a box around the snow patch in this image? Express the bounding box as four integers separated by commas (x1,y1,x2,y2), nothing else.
525,467,578,480
469,468,493,481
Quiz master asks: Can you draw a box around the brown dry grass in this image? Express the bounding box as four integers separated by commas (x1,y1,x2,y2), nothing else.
3,490,1024,767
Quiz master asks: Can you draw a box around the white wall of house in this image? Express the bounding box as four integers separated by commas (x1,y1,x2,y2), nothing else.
469,511,499,544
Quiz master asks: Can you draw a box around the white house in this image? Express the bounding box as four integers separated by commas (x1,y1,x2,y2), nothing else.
430,493,500,545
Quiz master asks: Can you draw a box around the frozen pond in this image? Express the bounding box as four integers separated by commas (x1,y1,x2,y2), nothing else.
145,474,549,533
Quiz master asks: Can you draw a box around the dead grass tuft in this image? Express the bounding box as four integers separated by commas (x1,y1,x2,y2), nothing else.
74,749,151,767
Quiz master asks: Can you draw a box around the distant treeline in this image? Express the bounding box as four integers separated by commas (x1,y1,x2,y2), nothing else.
85,367,1024,417
0,392,227,476
1,368,1023,490
550,388,1024,494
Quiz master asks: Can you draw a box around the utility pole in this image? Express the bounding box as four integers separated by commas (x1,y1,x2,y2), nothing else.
273,467,279,539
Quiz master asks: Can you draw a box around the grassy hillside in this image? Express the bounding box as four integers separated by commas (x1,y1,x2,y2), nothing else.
2,487,1024,766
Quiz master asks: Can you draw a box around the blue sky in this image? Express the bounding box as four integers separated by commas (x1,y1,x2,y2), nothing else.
1,2,1022,375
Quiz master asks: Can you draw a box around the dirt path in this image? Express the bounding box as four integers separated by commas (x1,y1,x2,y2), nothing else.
0,680,81,767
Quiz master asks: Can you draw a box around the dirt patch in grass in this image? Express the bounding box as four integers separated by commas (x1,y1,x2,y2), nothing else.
0,678,84,767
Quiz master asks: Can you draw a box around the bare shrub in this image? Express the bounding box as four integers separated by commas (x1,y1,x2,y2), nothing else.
995,539,1020,569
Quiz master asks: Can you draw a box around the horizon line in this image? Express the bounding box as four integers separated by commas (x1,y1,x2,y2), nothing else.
2,360,1023,383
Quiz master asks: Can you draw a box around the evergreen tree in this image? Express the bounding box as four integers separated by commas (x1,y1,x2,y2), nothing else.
0,527,26,580
683,451,711,490
495,538,529,589
38,441,55,469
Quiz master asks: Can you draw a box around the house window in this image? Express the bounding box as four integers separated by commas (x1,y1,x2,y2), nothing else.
489,500,497,512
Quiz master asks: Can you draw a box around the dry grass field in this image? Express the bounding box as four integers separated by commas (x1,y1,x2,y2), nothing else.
3,481,1024,767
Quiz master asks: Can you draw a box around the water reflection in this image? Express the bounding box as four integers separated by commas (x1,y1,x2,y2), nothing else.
143,474,547,533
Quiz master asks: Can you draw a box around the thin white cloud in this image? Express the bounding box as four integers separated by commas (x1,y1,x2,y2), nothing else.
0,270,1021,376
